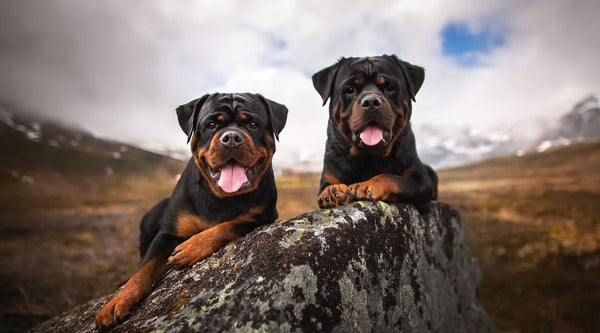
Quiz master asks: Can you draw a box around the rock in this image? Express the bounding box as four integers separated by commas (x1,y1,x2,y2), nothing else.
32,201,495,332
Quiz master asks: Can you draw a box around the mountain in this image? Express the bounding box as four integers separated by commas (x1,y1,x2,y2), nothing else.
4,93,598,175
416,124,518,169
417,94,600,169
0,105,186,208
0,105,186,177
536,94,600,152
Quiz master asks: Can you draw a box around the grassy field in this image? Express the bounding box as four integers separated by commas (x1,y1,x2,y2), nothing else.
0,174,178,316
275,174,321,220
0,121,185,329
438,140,600,332
0,172,318,322
0,131,598,332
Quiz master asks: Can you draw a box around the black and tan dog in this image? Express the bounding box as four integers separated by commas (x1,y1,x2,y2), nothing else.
95,93,287,328
312,55,437,209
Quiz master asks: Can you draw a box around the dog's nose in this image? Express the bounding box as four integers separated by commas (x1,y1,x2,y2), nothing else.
360,95,382,112
219,131,243,148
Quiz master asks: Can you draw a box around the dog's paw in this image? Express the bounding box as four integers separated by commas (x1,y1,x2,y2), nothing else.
318,184,350,208
347,182,382,201
95,292,136,328
168,237,210,269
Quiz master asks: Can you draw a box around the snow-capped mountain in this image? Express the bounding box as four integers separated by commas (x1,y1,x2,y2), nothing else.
277,93,600,172
0,105,43,141
535,95,600,152
416,94,600,169
3,93,598,175
415,124,518,169
0,104,188,162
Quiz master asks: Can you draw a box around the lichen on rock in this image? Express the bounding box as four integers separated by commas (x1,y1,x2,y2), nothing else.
33,201,495,332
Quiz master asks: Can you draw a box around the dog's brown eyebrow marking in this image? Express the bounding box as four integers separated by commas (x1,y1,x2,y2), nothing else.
377,77,386,85
239,112,248,121
353,78,364,86
217,114,227,122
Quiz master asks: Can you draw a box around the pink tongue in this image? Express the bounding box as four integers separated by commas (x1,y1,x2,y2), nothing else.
359,125,383,146
218,163,248,193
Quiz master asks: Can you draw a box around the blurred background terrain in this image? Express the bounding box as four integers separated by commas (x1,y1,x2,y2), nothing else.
0,100,598,332
2,1,600,332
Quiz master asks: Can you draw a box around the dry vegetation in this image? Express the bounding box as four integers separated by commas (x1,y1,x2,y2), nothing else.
0,139,598,332
438,140,600,332
0,174,177,318
0,166,318,323
275,173,320,220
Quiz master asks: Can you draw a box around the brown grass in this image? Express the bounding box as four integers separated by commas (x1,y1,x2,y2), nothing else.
0,171,319,318
276,174,320,220
0,172,175,317
0,204,144,315
438,140,600,332
1,141,599,332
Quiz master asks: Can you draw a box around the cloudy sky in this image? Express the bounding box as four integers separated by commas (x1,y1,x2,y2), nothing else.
1,0,599,167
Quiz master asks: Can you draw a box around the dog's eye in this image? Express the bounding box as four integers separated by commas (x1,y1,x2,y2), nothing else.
344,86,356,95
207,121,217,130
248,122,258,129
384,83,396,92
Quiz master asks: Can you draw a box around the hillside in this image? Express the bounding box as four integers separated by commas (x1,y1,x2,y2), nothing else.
439,138,600,195
0,109,186,209
1,106,598,332
0,109,189,329
438,140,600,332
417,94,600,169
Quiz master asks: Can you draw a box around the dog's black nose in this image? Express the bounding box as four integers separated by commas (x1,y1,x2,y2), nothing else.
219,131,243,148
360,95,382,111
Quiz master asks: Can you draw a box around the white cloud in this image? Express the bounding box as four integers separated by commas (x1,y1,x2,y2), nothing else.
1,0,599,167
207,65,328,168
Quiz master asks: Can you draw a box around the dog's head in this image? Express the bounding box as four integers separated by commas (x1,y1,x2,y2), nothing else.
312,54,424,157
176,93,287,197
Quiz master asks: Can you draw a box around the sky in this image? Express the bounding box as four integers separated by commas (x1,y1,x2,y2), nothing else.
1,0,599,168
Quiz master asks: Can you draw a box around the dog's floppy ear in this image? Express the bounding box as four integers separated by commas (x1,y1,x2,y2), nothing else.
176,94,210,143
391,55,425,102
312,59,343,106
258,95,288,141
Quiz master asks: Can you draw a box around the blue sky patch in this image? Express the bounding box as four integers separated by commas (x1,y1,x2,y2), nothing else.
442,22,505,66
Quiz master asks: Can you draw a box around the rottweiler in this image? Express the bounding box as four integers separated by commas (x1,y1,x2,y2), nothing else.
312,54,437,209
95,93,287,328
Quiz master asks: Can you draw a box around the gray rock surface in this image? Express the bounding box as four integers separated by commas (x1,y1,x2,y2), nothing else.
32,201,495,332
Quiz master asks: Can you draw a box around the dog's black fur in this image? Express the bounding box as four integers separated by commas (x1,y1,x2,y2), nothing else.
312,55,437,209
96,93,287,328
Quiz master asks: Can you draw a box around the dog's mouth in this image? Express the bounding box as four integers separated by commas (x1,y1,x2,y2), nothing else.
205,158,264,193
353,123,392,148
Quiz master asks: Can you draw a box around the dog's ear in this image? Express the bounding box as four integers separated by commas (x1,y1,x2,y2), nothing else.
176,94,210,143
312,59,343,106
390,55,425,102
258,95,288,141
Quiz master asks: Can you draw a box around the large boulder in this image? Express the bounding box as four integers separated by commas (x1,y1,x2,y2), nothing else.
33,201,495,332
